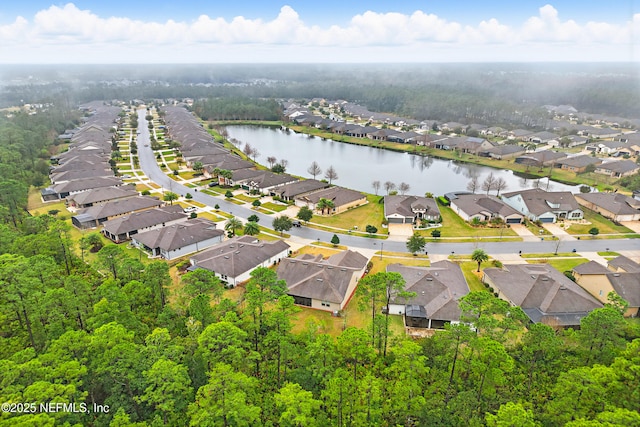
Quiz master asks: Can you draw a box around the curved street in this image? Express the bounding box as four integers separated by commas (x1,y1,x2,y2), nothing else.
136,109,640,257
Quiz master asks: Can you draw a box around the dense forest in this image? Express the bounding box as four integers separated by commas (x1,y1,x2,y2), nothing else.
0,103,639,426
1,64,638,123
192,98,282,121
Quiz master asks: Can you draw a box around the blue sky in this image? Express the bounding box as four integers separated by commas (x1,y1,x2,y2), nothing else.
0,1,638,63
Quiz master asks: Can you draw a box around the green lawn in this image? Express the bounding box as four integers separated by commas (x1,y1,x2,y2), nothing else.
459,261,487,292
526,257,588,273
310,194,387,234
566,208,634,235
261,202,288,212
424,205,518,238
234,193,260,203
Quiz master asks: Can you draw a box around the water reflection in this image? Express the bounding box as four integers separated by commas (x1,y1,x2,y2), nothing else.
225,126,584,196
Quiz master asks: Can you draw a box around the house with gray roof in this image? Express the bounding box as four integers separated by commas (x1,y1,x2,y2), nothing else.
595,160,639,178
483,264,602,328
483,144,526,160
607,255,640,274
277,250,368,312
102,205,187,243
386,261,470,329
132,218,223,260
555,155,603,173
72,195,163,229
515,150,568,167
450,194,523,224
573,258,640,317
387,131,421,144
43,176,124,201
384,195,441,224
502,189,583,223
67,185,139,209
50,168,114,184
295,186,367,214
189,236,290,287
575,193,640,222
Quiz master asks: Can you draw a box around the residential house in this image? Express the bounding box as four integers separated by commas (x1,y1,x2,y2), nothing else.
387,131,422,144
501,189,583,223
450,194,524,224
575,193,640,222
189,236,290,287
102,205,187,243
72,195,163,229
277,250,368,312
50,168,114,184
508,129,535,141
483,263,603,328
514,150,568,167
555,155,602,173
43,176,124,201
483,144,526,160
271,179,330,202
367,128,400,141
296,186,367,214
384,195,441,224
132,218,224,260
527,131,560,145
386,261,470,329
594,160,639,178
573,259,640,317
607,255,640,273
66,185,139,209
231,170,298,194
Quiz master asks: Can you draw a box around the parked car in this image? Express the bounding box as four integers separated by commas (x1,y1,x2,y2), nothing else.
183,207,197,213
292,220,301,227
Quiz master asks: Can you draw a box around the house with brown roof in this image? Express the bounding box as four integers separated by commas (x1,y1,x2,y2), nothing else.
450,194,523,224
102,205,187,243
271,179,330,202
502,189,583,223
384,195,441,224
277,250,368,312
573,258,640,317
295,186,366,214
189,236,290,287
386,261,470,329
483,264,603,328
575,193,640,222
132,218,224,260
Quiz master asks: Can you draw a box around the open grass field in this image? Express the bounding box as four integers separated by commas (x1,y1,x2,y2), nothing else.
526,257,588,272
234,193,259,203
422,205,519,239
310,194,387,234
566,208,634,235
261,202,287,212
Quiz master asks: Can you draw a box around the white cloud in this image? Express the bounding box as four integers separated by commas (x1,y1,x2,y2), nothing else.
0,3,637,63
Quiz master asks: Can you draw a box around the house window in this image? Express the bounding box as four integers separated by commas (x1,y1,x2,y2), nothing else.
321,301,331,307
599,290,603,296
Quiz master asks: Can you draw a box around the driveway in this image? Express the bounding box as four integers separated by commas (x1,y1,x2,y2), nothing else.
509,224,538,242
621,221,640,233
388,223,415,237
541,223,577,241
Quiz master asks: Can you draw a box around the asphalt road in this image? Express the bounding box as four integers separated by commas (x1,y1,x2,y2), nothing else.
136,109,640,255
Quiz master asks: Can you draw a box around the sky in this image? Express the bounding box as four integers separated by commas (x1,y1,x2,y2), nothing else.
0,1,638,63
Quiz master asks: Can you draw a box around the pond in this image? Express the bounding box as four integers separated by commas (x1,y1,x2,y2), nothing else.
225,126,583,196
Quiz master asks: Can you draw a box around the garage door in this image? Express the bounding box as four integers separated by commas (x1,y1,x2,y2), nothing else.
540,217,555,223
387,217,405,224
506,218,522,224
